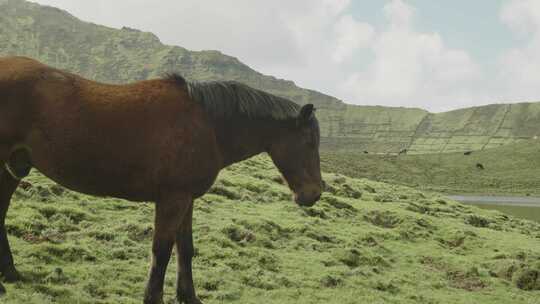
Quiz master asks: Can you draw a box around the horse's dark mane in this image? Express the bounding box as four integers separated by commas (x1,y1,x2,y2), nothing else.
166,73,301,121
165,73,187,87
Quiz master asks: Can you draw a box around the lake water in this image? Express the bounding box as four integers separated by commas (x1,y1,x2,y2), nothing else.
447,195,540,223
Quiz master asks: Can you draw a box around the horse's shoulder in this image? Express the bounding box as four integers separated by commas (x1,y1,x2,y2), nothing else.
2,56,49,72
0,58,52,91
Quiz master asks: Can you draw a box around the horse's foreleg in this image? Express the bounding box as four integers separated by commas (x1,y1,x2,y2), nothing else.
175,203,201,304
0,168,21,283
144,193,193,304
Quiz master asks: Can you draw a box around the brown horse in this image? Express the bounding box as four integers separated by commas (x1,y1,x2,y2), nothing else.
0,56,322,303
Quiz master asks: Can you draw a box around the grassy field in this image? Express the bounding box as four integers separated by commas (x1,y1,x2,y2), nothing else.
321,140,540,196
474,204,540,223
1,156,539,303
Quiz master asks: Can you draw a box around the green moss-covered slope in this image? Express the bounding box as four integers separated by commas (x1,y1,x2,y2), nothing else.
1,0,540,154
322,140,540,196
1,156,540,303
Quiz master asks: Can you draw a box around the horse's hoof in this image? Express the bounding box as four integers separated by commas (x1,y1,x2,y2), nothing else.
143,294,164,304
0,282,6,295
176,297,203,304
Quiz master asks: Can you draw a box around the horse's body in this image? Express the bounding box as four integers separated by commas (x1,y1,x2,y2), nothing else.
1,56,219,201
0,56,322,304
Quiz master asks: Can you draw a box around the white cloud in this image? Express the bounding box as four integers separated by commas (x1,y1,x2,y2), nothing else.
331,16,374,63
384,0,415,28
322,0,351,17
497,0,540,102
339,0,481,110
500,0,540,37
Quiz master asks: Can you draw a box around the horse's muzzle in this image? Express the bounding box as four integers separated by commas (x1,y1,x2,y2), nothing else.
295,191,321,207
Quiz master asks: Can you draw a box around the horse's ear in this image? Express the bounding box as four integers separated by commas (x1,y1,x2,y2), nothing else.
298,104,315,125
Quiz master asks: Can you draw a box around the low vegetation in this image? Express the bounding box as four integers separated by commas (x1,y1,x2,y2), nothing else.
1,156,539,303
322,140,540,196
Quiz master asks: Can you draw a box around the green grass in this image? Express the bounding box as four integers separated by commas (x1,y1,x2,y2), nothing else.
1,155,539,303
474,204,540,223
322,140,540,196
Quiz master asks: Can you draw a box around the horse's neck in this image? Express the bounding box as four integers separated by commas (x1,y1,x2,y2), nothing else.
214,119,282,168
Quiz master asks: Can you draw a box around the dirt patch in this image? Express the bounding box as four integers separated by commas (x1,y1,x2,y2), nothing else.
364,210,402,228
446,268,487,291
514,269,540,290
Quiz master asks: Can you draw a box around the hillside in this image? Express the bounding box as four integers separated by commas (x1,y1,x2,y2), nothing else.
322,140,540,196
1,0,540,154
321,103,540,154
0,0,343,107
1,156,539,303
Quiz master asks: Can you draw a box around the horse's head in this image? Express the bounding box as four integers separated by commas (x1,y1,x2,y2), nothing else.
268,104,322,207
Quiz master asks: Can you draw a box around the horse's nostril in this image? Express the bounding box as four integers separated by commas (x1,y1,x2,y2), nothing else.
295,190,321,206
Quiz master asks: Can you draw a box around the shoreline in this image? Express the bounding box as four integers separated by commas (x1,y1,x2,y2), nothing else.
447,195,540,208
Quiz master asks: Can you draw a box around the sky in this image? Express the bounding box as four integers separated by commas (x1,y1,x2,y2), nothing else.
29,0,540,112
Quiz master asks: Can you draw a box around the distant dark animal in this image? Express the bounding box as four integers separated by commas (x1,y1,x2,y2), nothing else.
464,151,472,155
476,163,485,170
398,148,408,155
363,150,369,154
0,56,322,304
